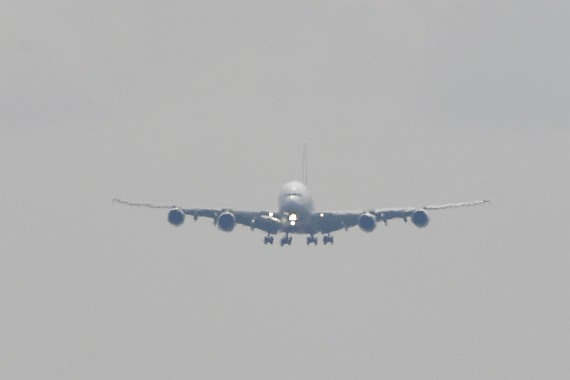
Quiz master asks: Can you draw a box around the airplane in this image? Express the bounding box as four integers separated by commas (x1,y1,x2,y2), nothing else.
113,146,489,246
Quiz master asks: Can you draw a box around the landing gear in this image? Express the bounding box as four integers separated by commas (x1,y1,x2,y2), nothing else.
323,234,334,245
264,235,274,245
306,235,318,245
280,234,293,246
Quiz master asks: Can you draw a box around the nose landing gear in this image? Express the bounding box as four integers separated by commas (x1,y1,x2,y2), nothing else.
323,234,334,245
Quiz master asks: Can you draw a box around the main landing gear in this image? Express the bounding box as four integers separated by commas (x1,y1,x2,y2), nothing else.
306,234,334,245
280,234,293,246
306,235,318,245
263,234,293,247
264,235,274,245
263,234,292,246
264,234,334,246
322,234,334,245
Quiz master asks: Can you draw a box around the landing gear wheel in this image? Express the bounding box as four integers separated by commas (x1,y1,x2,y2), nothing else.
280,235,292,246
323,235,334,245
306,235,318,245
264,235,274,245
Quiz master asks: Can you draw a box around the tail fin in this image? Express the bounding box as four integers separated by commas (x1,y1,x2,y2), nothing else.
302,142,308,185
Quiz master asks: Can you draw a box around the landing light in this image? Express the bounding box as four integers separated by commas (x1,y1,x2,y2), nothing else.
288,213,297,226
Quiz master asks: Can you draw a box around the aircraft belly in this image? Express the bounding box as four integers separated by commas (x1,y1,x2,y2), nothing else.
283,222,316,235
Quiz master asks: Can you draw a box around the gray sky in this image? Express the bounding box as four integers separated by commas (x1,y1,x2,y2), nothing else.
2,1,569,379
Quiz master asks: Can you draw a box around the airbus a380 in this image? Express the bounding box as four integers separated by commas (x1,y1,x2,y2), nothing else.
114,148,488,246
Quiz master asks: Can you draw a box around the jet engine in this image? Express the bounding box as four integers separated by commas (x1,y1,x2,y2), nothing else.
217,212,236,232
411,210,429,228
358,213,377,232
168,208,185,226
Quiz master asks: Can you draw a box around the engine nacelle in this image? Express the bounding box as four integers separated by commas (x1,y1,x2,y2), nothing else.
411,210,429,228
168,208,185,226
358,213,377,232
217,212,236,232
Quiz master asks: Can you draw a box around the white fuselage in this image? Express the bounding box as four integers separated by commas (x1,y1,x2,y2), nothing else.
278,181,314,223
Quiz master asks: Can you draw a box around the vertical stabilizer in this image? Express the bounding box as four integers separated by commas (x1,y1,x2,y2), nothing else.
302,142,308,185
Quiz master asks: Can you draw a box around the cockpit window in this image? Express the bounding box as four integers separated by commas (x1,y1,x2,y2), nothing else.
285,192,302,197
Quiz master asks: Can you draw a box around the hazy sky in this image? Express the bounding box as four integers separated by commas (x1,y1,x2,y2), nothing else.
2,1,569,379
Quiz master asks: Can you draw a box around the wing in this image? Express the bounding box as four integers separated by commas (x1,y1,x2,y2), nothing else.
309,211,361,234
311,200,489,233
199,209,283,234
112,199,284,234
373,200,490,223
